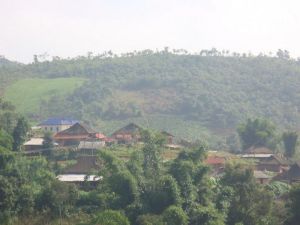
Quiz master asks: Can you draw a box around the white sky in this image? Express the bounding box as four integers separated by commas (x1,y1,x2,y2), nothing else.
1,0,300,63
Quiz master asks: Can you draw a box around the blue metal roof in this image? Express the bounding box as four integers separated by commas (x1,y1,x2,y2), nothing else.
39,118,79,126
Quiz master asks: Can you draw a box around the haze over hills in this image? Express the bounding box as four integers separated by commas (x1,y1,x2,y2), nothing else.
1,49,300,144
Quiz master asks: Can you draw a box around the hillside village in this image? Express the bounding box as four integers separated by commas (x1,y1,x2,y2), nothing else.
22,117,300,186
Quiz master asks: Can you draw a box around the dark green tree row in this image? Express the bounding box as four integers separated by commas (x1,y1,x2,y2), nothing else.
237,118,299,157
0,99,29,151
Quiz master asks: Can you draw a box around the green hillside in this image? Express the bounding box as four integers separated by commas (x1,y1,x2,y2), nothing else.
1,50,300,145
3,78,85,115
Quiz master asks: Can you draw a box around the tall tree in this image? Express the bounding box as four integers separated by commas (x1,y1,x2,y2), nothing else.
0,129,13,151
237,118,277,151
282,131,298,158
220,163,273,225
286,184,300,225
12,117,29,151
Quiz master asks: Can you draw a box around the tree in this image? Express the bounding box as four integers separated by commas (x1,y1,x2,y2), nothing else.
0,129,13,151
37,180,78,217
220,163,273,225
188,203,225,225
282,131,298,158
108,171,138,208
141,130,165,179
136,214,164,225
0,175,17,224
42,132,54,150
90,210,130,225
276,49,290,59
237,118,277,151
12,117,29,151
286,184,300,225
170,146,210,210
162,205,188,225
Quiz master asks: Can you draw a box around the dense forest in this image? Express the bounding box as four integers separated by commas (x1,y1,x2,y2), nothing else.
1,49,300,143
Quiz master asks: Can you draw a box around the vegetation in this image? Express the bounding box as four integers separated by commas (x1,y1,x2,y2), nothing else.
283,131,298,158
2,50,300,224
3,78,85,115
237,118,278,151
1,50,300,146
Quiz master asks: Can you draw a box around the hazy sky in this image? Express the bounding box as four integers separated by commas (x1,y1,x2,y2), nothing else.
1,0,300,63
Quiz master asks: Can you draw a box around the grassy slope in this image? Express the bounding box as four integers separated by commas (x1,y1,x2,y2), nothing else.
95,114,215,142
4,78,85,114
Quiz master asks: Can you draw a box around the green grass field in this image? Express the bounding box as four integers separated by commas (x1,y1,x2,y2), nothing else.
4,78,85,114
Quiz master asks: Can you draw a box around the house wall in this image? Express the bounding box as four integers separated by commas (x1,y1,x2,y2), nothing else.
24,145,43,151
41,124,72,133
256,164,282,173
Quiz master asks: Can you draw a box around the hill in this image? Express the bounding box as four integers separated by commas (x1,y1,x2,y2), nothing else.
1,50,300,145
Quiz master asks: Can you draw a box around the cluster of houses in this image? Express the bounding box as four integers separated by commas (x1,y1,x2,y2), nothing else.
206,146,300,185
23,118,300,186
24,118,179,153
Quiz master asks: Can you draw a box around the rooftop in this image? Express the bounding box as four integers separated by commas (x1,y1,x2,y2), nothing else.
205,156,226,165
24,138,44,146
244,146,273,154
39,118,79,126
56,174,102,182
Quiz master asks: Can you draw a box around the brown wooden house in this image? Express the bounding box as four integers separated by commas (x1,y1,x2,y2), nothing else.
256,155,290,173
63,156,102,174
254,170,271,185
205,156,226,175
274,162,300,184
57,156,102,187
54,123,105,146
111,123,143,144
161,131,175,145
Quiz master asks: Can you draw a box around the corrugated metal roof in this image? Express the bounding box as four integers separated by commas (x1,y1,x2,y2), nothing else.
39,118,79,126
56,174,102,182
241,154,273,158
24,138,44,146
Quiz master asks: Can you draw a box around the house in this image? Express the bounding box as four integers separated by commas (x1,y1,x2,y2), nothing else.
63,156,102,174
54,123,105,146
57,174,101,182
274,162,300,184
23,138,44,151
205,156,226,175
39,118,78,133
244,146,274,154
23,137,58,154
78,140,105,155
241,146,274,159
78,141,105,151
111,123,143,144
256,155,290,173
57,156,102,185
161,131,175,145
254,170,271,184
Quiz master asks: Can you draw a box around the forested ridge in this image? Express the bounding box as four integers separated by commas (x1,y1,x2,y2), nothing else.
1,49,300,140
